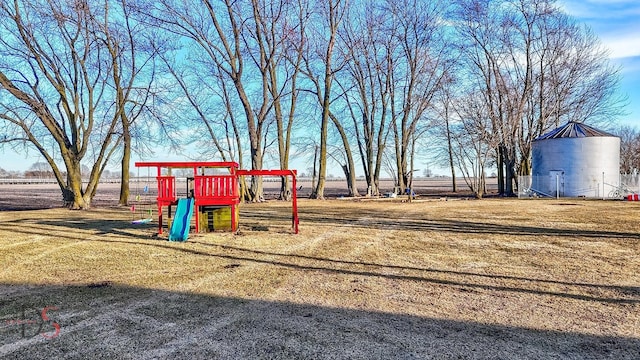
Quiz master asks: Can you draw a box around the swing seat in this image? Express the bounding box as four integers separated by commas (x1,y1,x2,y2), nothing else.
132,218,152,225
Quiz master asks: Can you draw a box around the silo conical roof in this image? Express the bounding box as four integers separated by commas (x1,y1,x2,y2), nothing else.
534,121,615,141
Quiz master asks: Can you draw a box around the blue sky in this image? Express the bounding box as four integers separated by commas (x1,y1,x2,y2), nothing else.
1,0,639,173
559,0,640,127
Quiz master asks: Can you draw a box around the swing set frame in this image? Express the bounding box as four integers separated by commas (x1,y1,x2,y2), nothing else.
131,166,153,224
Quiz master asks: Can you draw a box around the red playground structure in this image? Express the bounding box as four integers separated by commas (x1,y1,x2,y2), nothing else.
135,161,299,237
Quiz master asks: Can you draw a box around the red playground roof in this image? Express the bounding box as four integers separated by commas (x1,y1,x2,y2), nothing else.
135,161,239,169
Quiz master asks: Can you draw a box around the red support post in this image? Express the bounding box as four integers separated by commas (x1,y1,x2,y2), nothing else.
292,170,299,234
237,169,299,234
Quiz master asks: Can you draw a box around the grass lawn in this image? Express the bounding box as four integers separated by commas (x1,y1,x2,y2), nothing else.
0,198,639,359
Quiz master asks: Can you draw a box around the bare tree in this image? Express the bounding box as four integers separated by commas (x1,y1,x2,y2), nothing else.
456,0,528,196
302,0,349,199
386,0,452,194
455,0,624,195
101,0,161,206
432,86,458,192
0,0,129,208
141,0,273,201
329,111,360,197
141,0,311,202
156,47,236,163
154,46,254,198
519,7,625,175
615,125,640,175
450,93,497,198
248,0,307,200
337,1,392,196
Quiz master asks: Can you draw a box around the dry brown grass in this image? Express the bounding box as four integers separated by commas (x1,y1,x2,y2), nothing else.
1,198,639,359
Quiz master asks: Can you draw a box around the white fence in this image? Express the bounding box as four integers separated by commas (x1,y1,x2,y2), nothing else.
518,174,640,199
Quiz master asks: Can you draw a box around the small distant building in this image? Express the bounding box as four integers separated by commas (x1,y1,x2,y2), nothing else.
531,121,620,198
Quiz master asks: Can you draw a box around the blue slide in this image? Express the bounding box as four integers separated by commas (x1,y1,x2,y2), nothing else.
169,198,194,242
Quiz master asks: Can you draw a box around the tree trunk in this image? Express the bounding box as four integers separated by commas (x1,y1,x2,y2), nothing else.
475,163,485,199
63,163,90,209
445,106,457,192
497,144,505,195
519,151,531,176
329,113,360,197
249,148,264,201
505,155,516,196
275,98,291,200
311,145,318,195
341,164,356,197
276,96,291,200
119,126,131,206
408,131,417,197
392,124,403,193
346,162,359,197
312,99,330,199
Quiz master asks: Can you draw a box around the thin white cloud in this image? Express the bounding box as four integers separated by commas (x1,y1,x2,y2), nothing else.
613,55,640,74
559,0,640,59
559,0,640,19
602,34,640,59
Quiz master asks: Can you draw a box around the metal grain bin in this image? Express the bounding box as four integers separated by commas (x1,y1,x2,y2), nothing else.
531,122,620,198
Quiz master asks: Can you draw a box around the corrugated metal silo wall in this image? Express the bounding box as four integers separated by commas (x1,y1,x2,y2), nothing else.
531,137,620,197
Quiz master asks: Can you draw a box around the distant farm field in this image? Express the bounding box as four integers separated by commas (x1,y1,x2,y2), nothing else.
0,183,638,359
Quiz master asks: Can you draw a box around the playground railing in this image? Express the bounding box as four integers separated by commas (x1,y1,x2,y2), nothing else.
157,176,177,204
194,175,239,203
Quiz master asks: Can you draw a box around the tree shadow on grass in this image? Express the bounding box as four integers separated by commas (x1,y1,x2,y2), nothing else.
0,283,638,359
0,215,159,242
2,214,638,305
241,206,640,240
194,242,640,301
2,209,639,358
5,201,639,241
60,237,636,305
